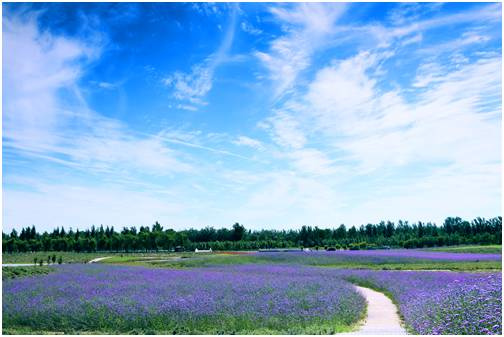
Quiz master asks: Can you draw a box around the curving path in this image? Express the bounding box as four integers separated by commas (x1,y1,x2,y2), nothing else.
88,256,112,264
347,285,407,335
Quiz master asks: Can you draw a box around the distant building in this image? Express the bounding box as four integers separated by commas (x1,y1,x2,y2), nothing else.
195,248,212,253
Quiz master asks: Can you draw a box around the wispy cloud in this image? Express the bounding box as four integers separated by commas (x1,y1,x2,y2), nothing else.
255,3,347,98
248,3,501,225
3,13,194,178
163,5,238,108
240,21,262,35
290,52,501,173
259,110,307,149
233,136,264,150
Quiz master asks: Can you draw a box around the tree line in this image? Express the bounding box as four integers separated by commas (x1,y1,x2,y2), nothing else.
2,216,501,253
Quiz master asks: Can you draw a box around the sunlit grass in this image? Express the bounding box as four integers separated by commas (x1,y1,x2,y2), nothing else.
423,245,502,254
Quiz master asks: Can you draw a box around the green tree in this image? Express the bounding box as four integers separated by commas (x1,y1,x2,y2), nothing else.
232,223,246,241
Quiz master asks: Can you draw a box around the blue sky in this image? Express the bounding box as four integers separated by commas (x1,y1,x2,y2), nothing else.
3,2,502,232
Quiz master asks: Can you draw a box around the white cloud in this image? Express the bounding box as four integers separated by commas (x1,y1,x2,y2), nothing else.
3,14,194,179
401,33,423,46
348,3,500,53
302,52,501,173
413,62,446,88
163,64,213,105
389,3,501,39
240,21,262,35
3,14,93,150
255,3,347,97
98,81,116,89
176,104,198,111
288,148,336,176
250,42,500,226
259,111,306,149
305,52,378,133
164,5,238,107
417,31,491,55
233,136,264,150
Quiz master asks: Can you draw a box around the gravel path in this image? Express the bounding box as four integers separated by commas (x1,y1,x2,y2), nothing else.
348,285,407,335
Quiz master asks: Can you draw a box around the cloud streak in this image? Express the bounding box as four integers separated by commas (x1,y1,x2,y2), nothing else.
163,5,238,108
3,14,194,179
255,3,347,98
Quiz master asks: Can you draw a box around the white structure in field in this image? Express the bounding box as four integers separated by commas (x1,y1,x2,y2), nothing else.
195,248,213,253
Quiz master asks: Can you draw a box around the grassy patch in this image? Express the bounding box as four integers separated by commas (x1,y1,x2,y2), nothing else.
3,303,362,334
423,245,502,254
2,252,116,264
105,253,259,268
319,261,501,271
5,249,500,271
102,252,501,271
2,252,186,264
3,320,358,335
2,266,55,280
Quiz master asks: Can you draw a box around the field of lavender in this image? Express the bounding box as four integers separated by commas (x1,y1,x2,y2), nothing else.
2,250,502,335
3,264,366,334
343,270,502,334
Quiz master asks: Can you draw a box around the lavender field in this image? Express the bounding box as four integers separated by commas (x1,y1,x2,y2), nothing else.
3,264,366,334
2,254,502,335
343,270,502,334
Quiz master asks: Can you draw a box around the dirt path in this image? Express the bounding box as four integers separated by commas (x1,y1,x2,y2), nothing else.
348,286,407,335
88,257,112,264
2,263,41,267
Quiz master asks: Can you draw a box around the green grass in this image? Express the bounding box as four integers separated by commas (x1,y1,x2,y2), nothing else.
319,261,501,271
2,252,116,264
3,318,361,335
2,251,183,264
4,247,501,272
2,266,55,280
103,252,198,264
423,244,502,254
